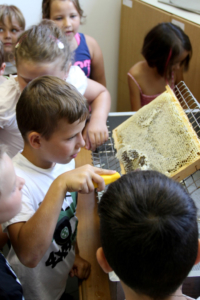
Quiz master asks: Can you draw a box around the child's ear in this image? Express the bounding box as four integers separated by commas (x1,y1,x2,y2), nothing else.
96,247,113,273
0,62,6,75
28,132,42,149
195,239,200,265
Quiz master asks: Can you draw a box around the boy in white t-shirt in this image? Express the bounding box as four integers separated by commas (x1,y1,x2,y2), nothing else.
2,75,115,300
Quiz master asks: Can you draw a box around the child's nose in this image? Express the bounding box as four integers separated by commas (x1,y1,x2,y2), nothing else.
63,17,71,28
4,29,11,38
76,133,85,148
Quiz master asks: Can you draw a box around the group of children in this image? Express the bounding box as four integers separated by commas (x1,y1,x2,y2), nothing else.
0,1,198,300
0,18,110,157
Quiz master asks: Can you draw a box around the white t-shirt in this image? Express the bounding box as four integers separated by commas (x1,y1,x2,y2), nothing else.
0,76,22,158
0,66,87,158
67,65,87,95
2,153,77,300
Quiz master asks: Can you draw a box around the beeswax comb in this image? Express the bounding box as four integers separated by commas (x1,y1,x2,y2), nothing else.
93,172,121,188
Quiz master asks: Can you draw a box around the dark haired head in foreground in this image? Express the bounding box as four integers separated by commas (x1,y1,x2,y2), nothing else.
97,170,200,300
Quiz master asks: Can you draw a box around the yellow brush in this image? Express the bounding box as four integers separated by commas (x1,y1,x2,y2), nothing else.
93,172,121,188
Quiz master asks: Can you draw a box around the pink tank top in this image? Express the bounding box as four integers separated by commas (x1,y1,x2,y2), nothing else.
128,72,175,107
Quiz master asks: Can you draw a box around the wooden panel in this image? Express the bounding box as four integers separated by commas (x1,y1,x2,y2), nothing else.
172,158,200,182
75,148,92,167
75,148,112,300
170,16,200,103
117,0,171,111
118,0,136,83
117,78,131,111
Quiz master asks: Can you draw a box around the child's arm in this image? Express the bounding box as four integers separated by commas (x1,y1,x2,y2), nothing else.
7,165,116,268
85,35,106,87
83,79,111,151
127,73,141,111
69,242,91,279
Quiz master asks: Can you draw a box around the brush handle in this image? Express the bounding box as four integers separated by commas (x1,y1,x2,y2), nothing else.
93,172,121,188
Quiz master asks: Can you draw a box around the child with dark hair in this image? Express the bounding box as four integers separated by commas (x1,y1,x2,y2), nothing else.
97,170,200,300
0,40,6,84
2,75,115,300
128,22,192,111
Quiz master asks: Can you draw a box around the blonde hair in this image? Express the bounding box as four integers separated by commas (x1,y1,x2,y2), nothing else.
15,20,71,72
42,0,85,20
0,5,25,30
16,75,89,141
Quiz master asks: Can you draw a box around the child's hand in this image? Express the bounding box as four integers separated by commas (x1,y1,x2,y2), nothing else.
69,254,91,279
82,119,109,151
82,121,91,150
59,165,116,194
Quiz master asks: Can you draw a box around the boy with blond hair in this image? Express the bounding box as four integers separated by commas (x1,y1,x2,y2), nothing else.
97,170,200,300
0,145,25,299
2,75,115,300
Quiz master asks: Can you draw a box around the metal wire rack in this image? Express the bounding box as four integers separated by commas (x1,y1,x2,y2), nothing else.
175,81,200,137
91,123,121,201
92,81,200,203
174,82,200,207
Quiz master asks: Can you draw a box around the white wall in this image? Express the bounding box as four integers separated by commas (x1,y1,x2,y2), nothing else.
79,0,121,111
0,0,42,28
0,0,121,111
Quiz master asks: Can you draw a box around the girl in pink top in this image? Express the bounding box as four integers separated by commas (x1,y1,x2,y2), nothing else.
128,23,192,111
